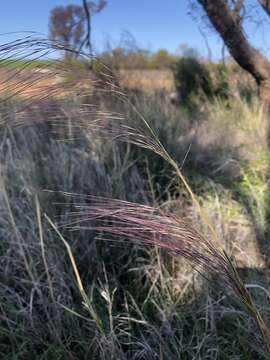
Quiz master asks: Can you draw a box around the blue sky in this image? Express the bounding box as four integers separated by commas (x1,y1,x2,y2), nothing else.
0,0,270,60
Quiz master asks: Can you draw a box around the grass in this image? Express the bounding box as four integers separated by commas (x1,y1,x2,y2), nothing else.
0,42,270,358
0,58,54,69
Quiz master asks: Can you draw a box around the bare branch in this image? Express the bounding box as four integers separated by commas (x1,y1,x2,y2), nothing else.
232,0,244,24
80,1,107,56
81,0,92,55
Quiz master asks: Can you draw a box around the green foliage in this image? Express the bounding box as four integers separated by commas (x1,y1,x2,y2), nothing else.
148,48,177,69
0,58,53,69
100,47,149,70
100,48,177,70
173,58,231,106
173,56,213,103
210,62,230,98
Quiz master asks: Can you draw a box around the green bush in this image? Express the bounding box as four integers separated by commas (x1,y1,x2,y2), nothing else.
148,49,177,70
173,58,231,105
173,57,213,103
211,62,230,98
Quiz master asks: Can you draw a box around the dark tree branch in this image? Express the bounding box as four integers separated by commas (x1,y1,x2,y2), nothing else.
197,0,270,102
79,1,107,56
258,0,270,17
81,0,92,55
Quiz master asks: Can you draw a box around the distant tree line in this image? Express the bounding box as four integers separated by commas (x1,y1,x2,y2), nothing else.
49,0,270,102
98,48,178,70
48,2,178,70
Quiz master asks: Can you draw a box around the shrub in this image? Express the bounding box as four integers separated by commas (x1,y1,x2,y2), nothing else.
148,49,177,70
211,62,230,98
173,57,213,103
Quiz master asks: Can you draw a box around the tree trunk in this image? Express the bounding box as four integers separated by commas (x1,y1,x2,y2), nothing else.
197,0,270,103
258,0,270,16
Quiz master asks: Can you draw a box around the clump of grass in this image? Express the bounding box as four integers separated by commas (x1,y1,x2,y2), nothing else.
58,78,270,354
63,194,270,354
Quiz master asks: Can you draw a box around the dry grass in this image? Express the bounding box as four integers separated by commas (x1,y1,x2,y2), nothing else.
0,38,270,359
119,69,175,92
0,68,174,103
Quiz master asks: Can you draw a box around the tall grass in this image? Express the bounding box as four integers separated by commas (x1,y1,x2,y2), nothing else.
0,36,270,358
